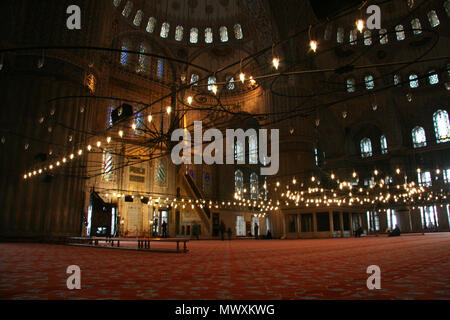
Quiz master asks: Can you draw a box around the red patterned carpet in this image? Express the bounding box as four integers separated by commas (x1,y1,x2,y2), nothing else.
1,234,449,300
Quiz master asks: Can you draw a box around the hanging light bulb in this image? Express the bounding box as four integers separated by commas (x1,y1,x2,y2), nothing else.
107,137,111,143
187,96,193,105
70,154,74,160
331,173,335,180
147,114,152,123
272,57,279,70
211,85,217,95
356,19,364,33
372,102,378,111
167,106,172,114
131,123,137,130
292,178,297,184
119,130,124,138
62,157,67,163
374,169,379,175
87,145,92,151
249,76,256,86
315,118,320,127
96,141,101,148
352,171,357,178
309,40,318,52
24,143,29,150
342,111,348,119
80,106,85,113
396,168,401,174
78,149,83,156
239,72,245,83
436,168,441,175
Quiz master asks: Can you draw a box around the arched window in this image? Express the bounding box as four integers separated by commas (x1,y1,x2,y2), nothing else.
250,173,258,200
122,1,133,18
347,78,356,92
364,30,372,45
394,74,401,86
234,24,243,40
365,75,374,90
412,126,427,148
428,70,439,85
409,74,419,88
205,27,213,43
120,41,129,65
155,158,167,186
157,59,164,78
160,22,170,38
102,150,114,182
418,171,432,187
360,138,372,158
379,29,388,44
380,135,388,154
249,135,258,164
226,76,235,90
427,10,440,27
395,25,405,40
133,10,144,27
113,0,122,8
411,18,422,35
337,27,344,43
445,1,450,17
220,26,228,42
146,17,157,33
349,29,357,45
137,43,148,73
190,74,199,85
314,147,319,166
175,25,184,41
190,28,199,43
433,110,450,143
234,170,244,197
207,76,216,91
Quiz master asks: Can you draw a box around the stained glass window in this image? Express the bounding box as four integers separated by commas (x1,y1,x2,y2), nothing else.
409,74,419,88
157,59,164,78
250,173,258,200
226,76,235,90
314,147,319,166
428,70,439,85
337,27,344,43
146,17,156,33
155,158,167,186
379,28,388,44
234,139,244,162
235,170,243,197
380,135,388,154
122,1,133,18
220,26,228,42
420,206,438,228
190,28,199,43
102,150,114,181
360,137,372,158
120,41,129,65
445,1,450,17
207,76,216,91
365,75,374,90
160,22,170,38
411,18,422,35
364,30,372,45
113,0,122,8
234,24,243,40
443,168,450,183
418,171,432,187
205,27,213,44
349,29,357,45
395,25,405,40
133,10,144,27
394,74,401,86
175,25,184,41
137,43,148,73
433,110,450,143
427,10,440,27
190,73,199,85
347,78,356,92
412,126,427,148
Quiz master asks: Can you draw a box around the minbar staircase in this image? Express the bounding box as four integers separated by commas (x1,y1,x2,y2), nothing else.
181,172,211,234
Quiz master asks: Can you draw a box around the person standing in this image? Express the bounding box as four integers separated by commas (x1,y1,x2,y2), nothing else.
162,221,168,238
254,223,259,239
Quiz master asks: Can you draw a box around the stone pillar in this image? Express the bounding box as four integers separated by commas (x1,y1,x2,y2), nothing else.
329,210,334,233
349,213,353,235
396,208,412,231
313,212,317,233
436,205,450,231
339,211,344,237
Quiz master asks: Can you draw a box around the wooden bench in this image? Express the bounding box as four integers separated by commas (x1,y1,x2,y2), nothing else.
67,237,189,253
